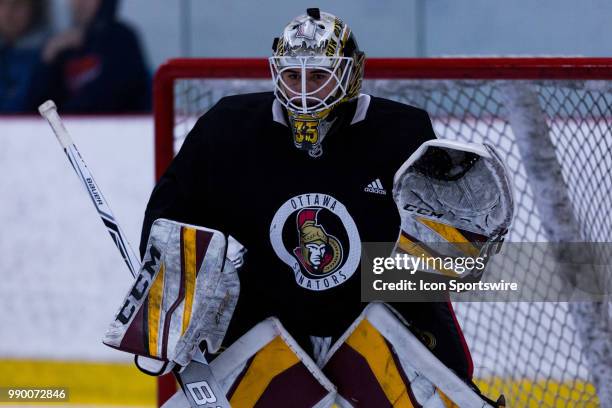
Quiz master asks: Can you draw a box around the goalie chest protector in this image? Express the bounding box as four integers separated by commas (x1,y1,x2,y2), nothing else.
142,92,436,341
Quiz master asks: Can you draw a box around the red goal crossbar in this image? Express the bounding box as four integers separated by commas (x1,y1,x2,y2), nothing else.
153,57,612,180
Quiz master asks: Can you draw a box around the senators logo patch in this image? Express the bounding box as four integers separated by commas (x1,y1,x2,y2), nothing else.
270,193,361,291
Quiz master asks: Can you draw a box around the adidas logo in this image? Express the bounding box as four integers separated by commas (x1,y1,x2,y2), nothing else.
364,179,387,195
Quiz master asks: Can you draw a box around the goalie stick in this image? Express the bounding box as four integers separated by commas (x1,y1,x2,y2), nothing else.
39,100,230,408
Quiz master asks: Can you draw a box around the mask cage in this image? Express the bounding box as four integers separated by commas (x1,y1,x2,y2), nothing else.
269,56,354,115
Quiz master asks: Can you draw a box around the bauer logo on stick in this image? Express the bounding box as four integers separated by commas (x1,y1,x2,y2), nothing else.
185,381,217,405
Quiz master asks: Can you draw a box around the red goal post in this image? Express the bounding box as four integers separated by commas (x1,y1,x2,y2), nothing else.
152,58,612,407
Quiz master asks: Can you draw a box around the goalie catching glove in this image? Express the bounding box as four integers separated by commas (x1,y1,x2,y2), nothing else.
392,140,514,279
103,218,241,373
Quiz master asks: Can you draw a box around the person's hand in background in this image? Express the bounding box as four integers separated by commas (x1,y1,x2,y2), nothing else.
42,28,83,63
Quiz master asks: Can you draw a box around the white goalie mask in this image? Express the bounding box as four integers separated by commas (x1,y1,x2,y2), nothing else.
269,8,365,157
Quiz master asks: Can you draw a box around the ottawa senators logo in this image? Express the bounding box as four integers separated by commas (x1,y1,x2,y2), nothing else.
270,193,361,291
293,208,343,275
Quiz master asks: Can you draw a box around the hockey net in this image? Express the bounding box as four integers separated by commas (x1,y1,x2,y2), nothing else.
153,58,612,407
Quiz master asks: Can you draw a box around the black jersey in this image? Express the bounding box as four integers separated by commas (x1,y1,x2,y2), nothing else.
140,92,473,380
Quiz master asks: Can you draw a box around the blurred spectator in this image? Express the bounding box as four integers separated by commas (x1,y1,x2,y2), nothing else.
0,0,49,113
29,0,151,113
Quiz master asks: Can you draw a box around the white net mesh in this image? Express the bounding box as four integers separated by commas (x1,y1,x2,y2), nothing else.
162,70,612,407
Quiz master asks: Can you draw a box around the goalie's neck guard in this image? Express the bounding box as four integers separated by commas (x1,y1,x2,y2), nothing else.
283,98,358,158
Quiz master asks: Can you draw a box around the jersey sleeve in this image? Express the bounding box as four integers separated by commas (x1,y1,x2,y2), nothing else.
418,108,437,142
386,108,474,381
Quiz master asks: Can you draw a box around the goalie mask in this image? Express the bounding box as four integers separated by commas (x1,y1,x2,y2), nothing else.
393,140,514,279
270,8,365,158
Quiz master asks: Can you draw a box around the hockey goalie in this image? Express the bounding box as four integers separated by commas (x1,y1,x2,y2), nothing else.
103,8,513,408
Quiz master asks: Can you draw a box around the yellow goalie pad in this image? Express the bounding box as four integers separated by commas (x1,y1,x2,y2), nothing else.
162,317,337,408
322,303,494,408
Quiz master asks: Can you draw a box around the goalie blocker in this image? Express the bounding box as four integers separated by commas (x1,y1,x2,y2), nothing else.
103,218,241,372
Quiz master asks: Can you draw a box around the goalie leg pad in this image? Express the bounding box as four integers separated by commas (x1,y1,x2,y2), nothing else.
322,303,492,408
210,317,336,408
103,218,240,370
